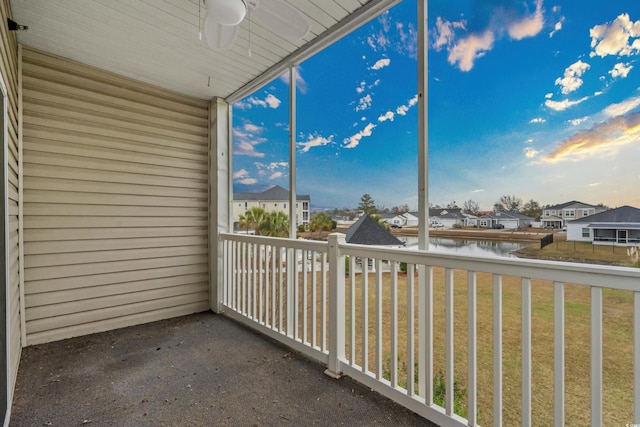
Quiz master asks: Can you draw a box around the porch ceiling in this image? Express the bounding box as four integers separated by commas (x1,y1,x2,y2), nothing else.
10,0,399,101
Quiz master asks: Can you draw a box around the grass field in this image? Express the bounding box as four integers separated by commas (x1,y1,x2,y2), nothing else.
338,268,634,426
516,240,639,267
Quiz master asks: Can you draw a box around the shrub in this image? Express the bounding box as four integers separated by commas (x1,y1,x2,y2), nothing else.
297,224,306,233
399,262,407,273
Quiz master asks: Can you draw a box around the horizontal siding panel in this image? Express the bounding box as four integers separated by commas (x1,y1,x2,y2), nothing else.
25,245,208,268
26,264,209,295
25,235,208,255
24,216,207,229
23,226,207,242
25,139,207,171
24,203,206,217
23,163,207,189
22,86,208,136
26,292,209,334
27,302,210,346
24,125,207,161
26,282,208,321
25,273,208,306
22,114,206,153
22,75,209,129
24,190,205,208
22,49,210,344
23,99,207,143
24,176,207,199
25,254,208,281
24,150,207,180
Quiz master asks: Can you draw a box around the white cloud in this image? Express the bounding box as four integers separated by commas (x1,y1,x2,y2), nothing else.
371,58,390,70
526,138,534,144
297,133,334,153
609,62,633,79
568,116,588,126
590,13,640,58
587,182,601,187
269,172,283,180
550,17,565,38
555,60,590,94
279,66,308,94
529,117,546,123
233,122,268,157
603,95,640,117
238,178,257,185
378,111,395,122
356,81,366,93
432,17,466,51
508,0,545,40
344,123,376,149
235,93,282,109
545,92,554,99
545,96,589,111
233,169,249,179
524,147,540,158
355,94,373,112
448,31,495,72
594,91,603,96
472,189,485,193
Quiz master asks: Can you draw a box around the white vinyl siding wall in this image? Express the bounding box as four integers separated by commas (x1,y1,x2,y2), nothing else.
21,48,210,345
1,0,22,405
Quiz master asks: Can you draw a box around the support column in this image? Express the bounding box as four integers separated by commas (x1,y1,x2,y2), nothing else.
287,65,298,337
325,233,346,378
210,97,232,313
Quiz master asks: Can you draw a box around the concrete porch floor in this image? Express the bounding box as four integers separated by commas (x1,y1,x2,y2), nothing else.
10,312,434,426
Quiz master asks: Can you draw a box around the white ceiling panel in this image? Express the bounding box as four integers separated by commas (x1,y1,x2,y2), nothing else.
10,0,401,100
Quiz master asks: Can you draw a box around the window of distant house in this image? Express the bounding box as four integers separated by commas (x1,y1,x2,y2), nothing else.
582,228,590,238
583,209,589,216
303,202,309,210
284,203,287,209
566,210,575,217
263,204,266,208
545,210,550,216
551,210,556,215
274,203,277,208
245,202,247,209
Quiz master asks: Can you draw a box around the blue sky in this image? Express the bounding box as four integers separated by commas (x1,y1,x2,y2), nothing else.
232,0,640,211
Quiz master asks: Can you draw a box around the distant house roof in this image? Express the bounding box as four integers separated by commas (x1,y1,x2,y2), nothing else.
428,208,462,217
482,211,535,220
345,215,403,246
545,200,600,210
571,205,640,224
234,185,310,201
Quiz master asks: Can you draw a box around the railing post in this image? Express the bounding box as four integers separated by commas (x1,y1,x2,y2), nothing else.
325,233,346,379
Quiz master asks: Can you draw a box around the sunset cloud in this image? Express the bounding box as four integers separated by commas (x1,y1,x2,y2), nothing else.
603,95,640,117
508,0,544,40
543,111,640,162
447,31,495,72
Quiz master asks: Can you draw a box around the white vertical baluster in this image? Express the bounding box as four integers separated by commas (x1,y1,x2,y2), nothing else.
279,247,284,333
303,249,308,344
445,268,454,416
252,243,257,319
390,260,398,388
406,263,415,396
321,252,327,352
522,277,532,427
362,258,369,372
591,286,602,427
258,244,264,324
493,274,503,427
350,259,356,365
468,271,477,426
554,281,565,427
376,259,383,380
312,252,317,348
271,245,276,329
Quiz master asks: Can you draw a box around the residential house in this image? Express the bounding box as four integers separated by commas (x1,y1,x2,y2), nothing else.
541,201,607,229
345,214,404,247
477,211,535,229
429,208,466,228
566,205,640,246
233,185,310,229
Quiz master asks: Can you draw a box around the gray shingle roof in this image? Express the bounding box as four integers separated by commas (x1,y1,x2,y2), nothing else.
546,200,598,210
571,205,640,224
345,215,404,246
234,185,310,201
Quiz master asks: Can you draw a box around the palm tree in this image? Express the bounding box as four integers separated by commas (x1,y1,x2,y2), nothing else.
258,211,289,237
309,212,333,238
238,206,265,234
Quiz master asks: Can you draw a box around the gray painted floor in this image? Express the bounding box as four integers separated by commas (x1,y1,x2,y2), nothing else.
10,312,436,426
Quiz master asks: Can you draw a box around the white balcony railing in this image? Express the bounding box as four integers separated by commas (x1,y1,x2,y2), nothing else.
221,232,640,426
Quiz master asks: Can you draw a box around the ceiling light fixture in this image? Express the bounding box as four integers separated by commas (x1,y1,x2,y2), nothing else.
208,0,247,26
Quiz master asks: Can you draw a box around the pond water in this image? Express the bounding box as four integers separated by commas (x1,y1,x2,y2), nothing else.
399,236,533,258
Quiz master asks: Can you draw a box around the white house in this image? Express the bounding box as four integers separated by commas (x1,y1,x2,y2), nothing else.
477,211,535,229
566,205,640,246
233,185,310,229
541,201,607,229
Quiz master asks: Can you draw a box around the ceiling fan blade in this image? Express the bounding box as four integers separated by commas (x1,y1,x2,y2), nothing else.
251,0,311,40
204,16,239,49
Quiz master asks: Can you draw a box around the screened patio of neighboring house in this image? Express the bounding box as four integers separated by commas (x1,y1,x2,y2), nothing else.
2,1,640,427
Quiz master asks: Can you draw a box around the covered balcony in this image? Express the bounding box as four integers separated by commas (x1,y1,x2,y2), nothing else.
2,1,640,426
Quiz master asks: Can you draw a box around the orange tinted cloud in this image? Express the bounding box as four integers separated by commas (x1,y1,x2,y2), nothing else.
543,111,640,162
